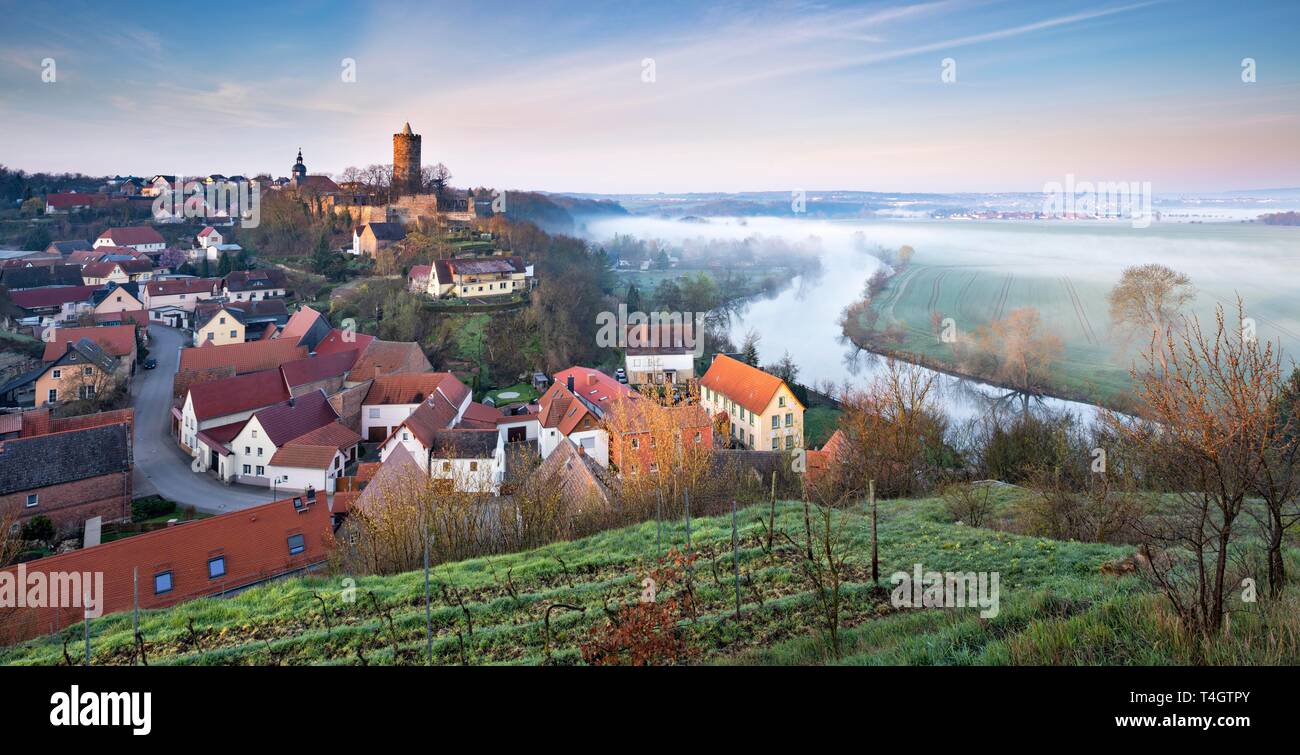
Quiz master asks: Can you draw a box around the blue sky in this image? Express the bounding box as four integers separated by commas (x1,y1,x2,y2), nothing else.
0,0,1296,193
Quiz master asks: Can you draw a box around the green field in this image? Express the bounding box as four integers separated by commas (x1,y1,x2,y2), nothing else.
8,490,1292,666
866,262,1134,402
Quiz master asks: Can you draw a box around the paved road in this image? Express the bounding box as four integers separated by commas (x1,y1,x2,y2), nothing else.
131,324,280,514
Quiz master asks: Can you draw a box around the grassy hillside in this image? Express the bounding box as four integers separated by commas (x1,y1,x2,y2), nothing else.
4,493,1295,666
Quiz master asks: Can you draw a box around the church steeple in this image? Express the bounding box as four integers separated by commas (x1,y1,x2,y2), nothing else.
292,147,306,178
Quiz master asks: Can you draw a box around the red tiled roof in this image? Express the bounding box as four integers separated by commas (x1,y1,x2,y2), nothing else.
95,309,149,326
280,349,359,388
539,367,636,435
314,328,375,356
289,421,361,450
188,369,289,421
349,340,430,379
252,390,338,447
0,497,333,644
97,226,165,246
459,401,503,429
45,193,107,209
279,305,326,340
41,325,136,361
178,339,307,375
700,353,796,416
362,372,457,406
408,264,432,281
8,285,98,309
197,226,219,238
271,422,361,470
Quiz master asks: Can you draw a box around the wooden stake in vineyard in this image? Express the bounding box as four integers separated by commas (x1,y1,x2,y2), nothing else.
869,479,878,586
731,499,741,620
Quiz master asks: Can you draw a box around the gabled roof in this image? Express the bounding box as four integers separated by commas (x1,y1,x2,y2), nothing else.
459,401,503,429
91,281,142,306
429,429,499,458
354,445,427,511
0,497,331,642
314,328,375,356
97,226,165,246
8,285,98,309
41,325,136,361
536,437,613,510
408,264,432,281
625,321,701,356
145,277,220,298
252,390,338,447
349,339,431,380
362,372,457,406
543,367,636,433
188,369,289,421
363,222,407,242
270,422,362,469
700,353,797,415
1,265,86,289
0,422,131,495
47,240,94,255
280,349,360,389
390,389,464,448
198,226,221,238
445,255,525,276
223,268,287,292
279,306,331,351
51,337,120,374
178,338,307,375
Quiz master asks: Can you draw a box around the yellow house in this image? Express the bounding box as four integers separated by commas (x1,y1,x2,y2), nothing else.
34,339,122,406
699,353,804,451
427,256,528,299
194,305,246,346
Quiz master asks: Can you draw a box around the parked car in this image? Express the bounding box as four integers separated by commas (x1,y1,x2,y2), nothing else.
142,358,157,370
615,367,628,384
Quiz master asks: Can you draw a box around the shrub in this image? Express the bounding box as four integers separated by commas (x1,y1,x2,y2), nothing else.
940,482,995,528
20,515,56,545
131,496,176,522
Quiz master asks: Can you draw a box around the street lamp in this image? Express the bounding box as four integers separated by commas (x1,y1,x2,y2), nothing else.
271,474,288,501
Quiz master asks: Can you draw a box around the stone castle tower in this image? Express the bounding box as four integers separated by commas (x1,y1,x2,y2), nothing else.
392,122,422,196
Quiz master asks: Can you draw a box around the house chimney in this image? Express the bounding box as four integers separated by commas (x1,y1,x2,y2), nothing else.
566,375,574,393
587,373,598,387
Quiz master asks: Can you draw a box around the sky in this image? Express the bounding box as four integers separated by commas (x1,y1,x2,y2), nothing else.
0,0,1297,194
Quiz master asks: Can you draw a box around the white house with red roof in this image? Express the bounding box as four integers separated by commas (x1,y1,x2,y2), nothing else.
218,390,360,491
94,226,166,252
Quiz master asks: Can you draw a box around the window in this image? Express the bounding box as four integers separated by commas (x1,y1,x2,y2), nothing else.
771,437,779,450
785,413,793,427
469,461,478,471
84,366,93,376
230,330,237,339
206,332,214,341
771,416,779,429
256,447,263,456
251,430,257,439
402,431,409,441
208,556,226,579
287,534,306,556
154,571,173,595
441,461,451,471
255,465,265,476
219,316,226,324
778,396,786,408
52,369,61,379
694,432,702,443
368,408,380,419
242,464,251,474
48,389,57,402
245,446,251,455
25,494,38,508
631,437,640,449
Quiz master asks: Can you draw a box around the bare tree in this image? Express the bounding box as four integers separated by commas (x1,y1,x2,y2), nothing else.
1108,263,1195,358
1107,301,1281,635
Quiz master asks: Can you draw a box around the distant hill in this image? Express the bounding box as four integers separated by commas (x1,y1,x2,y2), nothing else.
504,192,629,235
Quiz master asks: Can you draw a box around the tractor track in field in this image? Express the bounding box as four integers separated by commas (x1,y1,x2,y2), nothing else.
993,274,1014,320
927,269,950,314
1061,276,1098,345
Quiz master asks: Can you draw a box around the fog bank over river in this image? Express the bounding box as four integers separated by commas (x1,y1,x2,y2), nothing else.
582,215,1300,423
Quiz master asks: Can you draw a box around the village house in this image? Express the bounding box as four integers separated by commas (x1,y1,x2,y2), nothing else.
699,353,804,452
624,321,699,385
142,277,221,327
178,368,291,454
360,372,464,442
351,222,407,257
193,299,289,346
0,263,85,291
426,255,529,299
45,240,94,256
0,495,332,645
208,390,359,492
42,324,138,373
91,281,145,315
0,408,133,537
172,338,307,401
94,226,166,252
408,264,432,293
276,306,332,351
79,258,156,285
34,339,124,406
223,269,288,301
8,285,98,325
44,192,108,214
